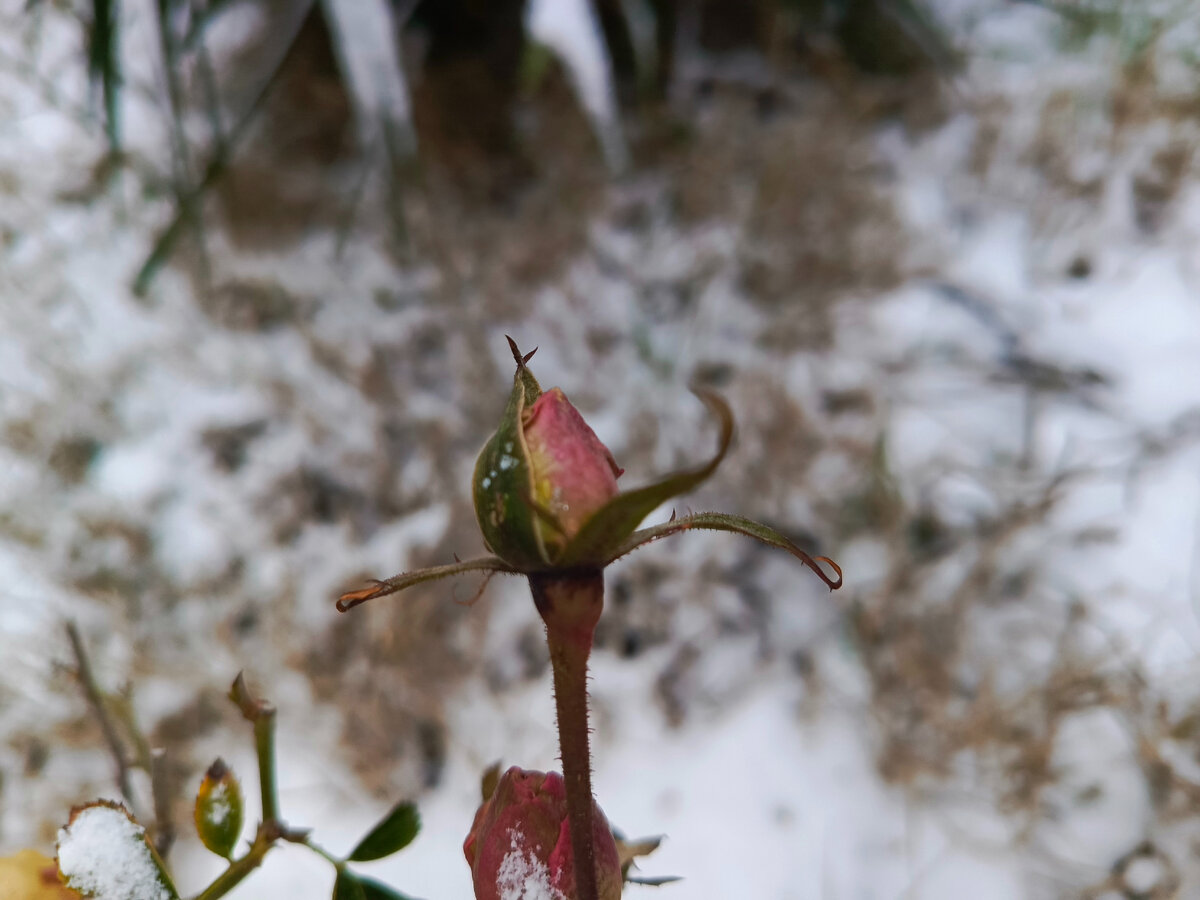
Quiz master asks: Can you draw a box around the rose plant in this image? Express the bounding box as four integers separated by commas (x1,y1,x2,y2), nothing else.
42,665,424,900
338,338,842,900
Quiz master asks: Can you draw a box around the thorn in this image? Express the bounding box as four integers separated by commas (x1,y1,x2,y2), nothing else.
454,570,497,607
453,552,462,563
523,346,538,364
668,508,677,523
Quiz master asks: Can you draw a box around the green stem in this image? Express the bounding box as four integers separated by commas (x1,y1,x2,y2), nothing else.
529,570,605,900
230,673,281,825
254,708,279,824
196,675,343,900
193,825,276,900
281,831,342,868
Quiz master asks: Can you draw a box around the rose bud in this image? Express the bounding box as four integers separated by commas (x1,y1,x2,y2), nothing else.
474,339,622,570
339,337,844,900
464,767,622,900
523,387,623,553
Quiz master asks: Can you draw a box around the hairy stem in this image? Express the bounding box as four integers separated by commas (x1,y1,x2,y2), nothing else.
529,570,605,900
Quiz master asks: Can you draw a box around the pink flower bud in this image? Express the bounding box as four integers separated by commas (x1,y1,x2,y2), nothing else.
523,389,623,554
464,767,622,900
474,343,623,570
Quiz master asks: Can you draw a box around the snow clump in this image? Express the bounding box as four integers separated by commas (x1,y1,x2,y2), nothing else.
57,804,172,900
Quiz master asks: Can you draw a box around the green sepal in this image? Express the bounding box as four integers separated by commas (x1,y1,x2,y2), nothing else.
627,874,684,886
480,760,503,802
472,338,548,570
347,801,420,862
604,511,843,590
555,389,734,568
616,833,681,886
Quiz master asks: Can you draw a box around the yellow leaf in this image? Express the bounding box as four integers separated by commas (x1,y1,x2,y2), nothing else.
0,850,82,900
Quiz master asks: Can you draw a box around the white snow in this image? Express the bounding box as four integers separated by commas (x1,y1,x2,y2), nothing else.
529,0,627,172
320,0,415,159
57,805,172,900
5,1,1200,899
205,782,232,827
495,830,566,900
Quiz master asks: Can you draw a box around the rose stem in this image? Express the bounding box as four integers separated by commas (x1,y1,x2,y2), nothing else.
530,570,605,900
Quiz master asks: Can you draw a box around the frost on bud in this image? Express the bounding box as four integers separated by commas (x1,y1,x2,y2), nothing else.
463,767,622,900
0,850,81,900
474,339,622,570
194,758,244,859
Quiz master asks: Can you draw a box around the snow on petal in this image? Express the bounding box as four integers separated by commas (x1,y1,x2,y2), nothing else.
496,831,568,900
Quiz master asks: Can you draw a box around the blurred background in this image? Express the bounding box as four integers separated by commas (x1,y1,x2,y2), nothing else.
3,0,1200,896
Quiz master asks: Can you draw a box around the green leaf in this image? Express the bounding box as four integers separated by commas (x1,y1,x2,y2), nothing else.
348,802,420,861
194,758,244,859
336,556,516,611
334,871,422,900
359,876,424,900
334,871,367,900
555,389,734,568
606,512,843,590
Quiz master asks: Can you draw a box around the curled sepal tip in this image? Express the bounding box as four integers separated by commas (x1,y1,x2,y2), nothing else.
555,388,734,569
606,512,843,591
336,556,518,612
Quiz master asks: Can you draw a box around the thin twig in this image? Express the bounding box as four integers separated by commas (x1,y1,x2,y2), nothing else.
150,748,175,859
109,690,178,860
65,621,134,804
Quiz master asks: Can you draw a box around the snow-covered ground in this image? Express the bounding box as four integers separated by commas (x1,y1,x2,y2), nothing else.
4,1,1200,898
